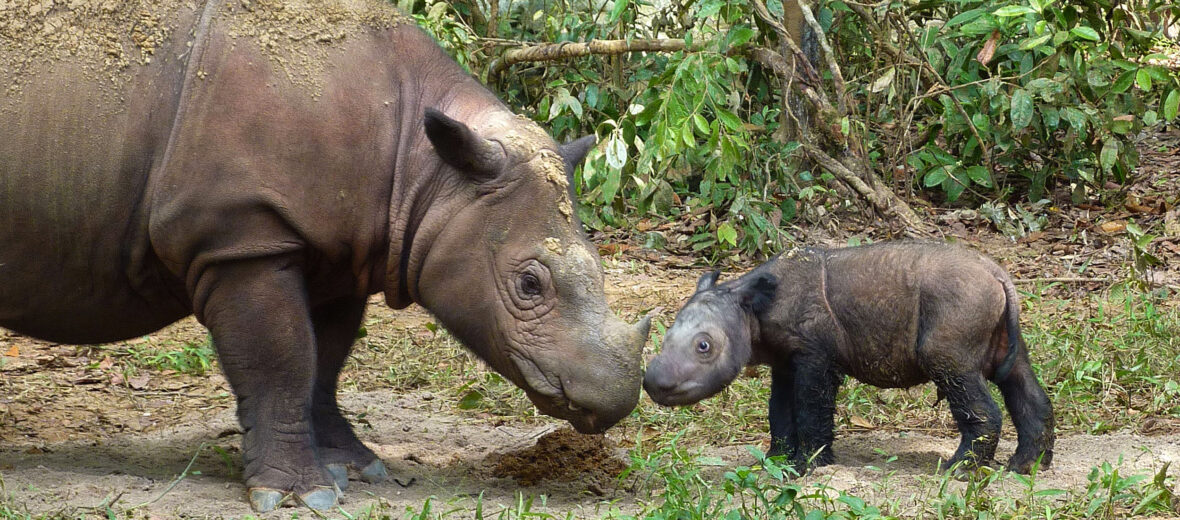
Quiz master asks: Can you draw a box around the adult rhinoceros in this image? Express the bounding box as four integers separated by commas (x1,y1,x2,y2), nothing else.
0,0,649,511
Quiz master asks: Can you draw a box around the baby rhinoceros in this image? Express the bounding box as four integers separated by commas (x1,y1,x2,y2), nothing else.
643,241,1055,474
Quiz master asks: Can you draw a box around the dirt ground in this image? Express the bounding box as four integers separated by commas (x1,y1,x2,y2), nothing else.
1,130,1178,518
2,266,1178,518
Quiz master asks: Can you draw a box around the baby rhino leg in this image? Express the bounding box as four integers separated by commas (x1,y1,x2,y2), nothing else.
789,352,842,470
931,369,1002,471
767,364,797,459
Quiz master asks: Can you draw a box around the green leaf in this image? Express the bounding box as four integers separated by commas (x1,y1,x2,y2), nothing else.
692,114,710,135
1164,89,1179,121
1146,66,1171,82
944,172,967,202
1111,70,1136,93
607,0,629,24
924,165,951,187
1100,138,1119,172
946,8,987,28
716,109,742,131
1136,68,1152,92
717,222,738,247
457,390,484,410
1143,110,1158,127
1069,26,1100,41
1061,107,1088,130
604,133,628,170
727,26,756,48
696,0,723,19
966,165,993,187
994,5,1035,16
971,112,991,133
1011,88,1034,129
1020,33,1052,50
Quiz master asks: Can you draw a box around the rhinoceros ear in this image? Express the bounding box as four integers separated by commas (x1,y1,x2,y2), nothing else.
424,108,506,180
559,135,597,170
739,273,778,314
695,270,721,293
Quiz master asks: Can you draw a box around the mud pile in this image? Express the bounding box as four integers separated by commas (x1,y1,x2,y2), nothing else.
490,427,627,493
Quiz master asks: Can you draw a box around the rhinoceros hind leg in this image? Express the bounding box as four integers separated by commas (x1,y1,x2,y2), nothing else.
311,297,385,490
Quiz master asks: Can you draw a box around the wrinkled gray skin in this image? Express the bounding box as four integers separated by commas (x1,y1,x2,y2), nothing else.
0,1,649,512
645,242,1054,475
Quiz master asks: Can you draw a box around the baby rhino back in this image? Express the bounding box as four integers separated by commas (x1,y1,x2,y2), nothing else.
819,242,1007,388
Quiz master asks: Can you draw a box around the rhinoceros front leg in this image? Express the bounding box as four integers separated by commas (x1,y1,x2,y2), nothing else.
310,296,387,490
195,257,337,512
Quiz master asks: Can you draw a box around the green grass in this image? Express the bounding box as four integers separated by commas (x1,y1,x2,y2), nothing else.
364,440,1177,519
86,334,217,378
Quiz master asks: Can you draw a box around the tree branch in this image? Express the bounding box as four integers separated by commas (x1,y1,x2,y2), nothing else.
490,38,693,74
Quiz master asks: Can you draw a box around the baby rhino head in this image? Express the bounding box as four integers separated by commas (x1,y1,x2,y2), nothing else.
643,270,777,406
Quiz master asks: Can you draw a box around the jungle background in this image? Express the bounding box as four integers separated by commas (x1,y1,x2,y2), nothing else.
2,0,1180,517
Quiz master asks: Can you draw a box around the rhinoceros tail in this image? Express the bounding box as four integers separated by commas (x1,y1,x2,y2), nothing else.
992,270,1022,383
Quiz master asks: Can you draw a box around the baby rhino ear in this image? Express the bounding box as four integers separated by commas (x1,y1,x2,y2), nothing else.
740,273,777,313
695,270,721,293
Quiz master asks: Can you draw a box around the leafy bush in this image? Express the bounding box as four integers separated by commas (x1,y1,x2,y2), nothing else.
849,0,1180,203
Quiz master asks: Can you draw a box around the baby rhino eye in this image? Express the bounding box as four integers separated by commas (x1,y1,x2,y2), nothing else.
696,339,711,354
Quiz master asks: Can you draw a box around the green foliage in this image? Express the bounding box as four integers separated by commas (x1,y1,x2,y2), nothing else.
412,0,1178,256
853,0,1180,204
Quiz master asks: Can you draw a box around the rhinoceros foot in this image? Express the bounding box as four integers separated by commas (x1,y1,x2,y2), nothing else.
248,484,339,512
360,459,389,483
325,459,388,490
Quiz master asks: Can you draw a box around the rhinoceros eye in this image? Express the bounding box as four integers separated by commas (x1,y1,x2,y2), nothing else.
696,339,711,354
520,273,543,296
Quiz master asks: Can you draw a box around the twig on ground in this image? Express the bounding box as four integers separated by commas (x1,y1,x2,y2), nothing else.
126,442,210,511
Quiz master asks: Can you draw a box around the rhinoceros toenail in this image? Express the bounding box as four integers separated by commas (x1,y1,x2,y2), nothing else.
360,459,388,483
326,464,349,490
248,488,288,513
299,486,338,510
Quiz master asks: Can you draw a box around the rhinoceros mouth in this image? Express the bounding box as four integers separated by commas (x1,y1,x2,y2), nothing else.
508,352,565,401
507,352,609,433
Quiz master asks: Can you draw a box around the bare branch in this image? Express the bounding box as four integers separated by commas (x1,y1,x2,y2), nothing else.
802,143,935,236
795,0,848,112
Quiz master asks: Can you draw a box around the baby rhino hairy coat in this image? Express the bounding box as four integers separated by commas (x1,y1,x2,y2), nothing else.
643,241,1055,474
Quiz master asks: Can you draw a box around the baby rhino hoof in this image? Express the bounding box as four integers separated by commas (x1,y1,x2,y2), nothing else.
248,485,338,513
